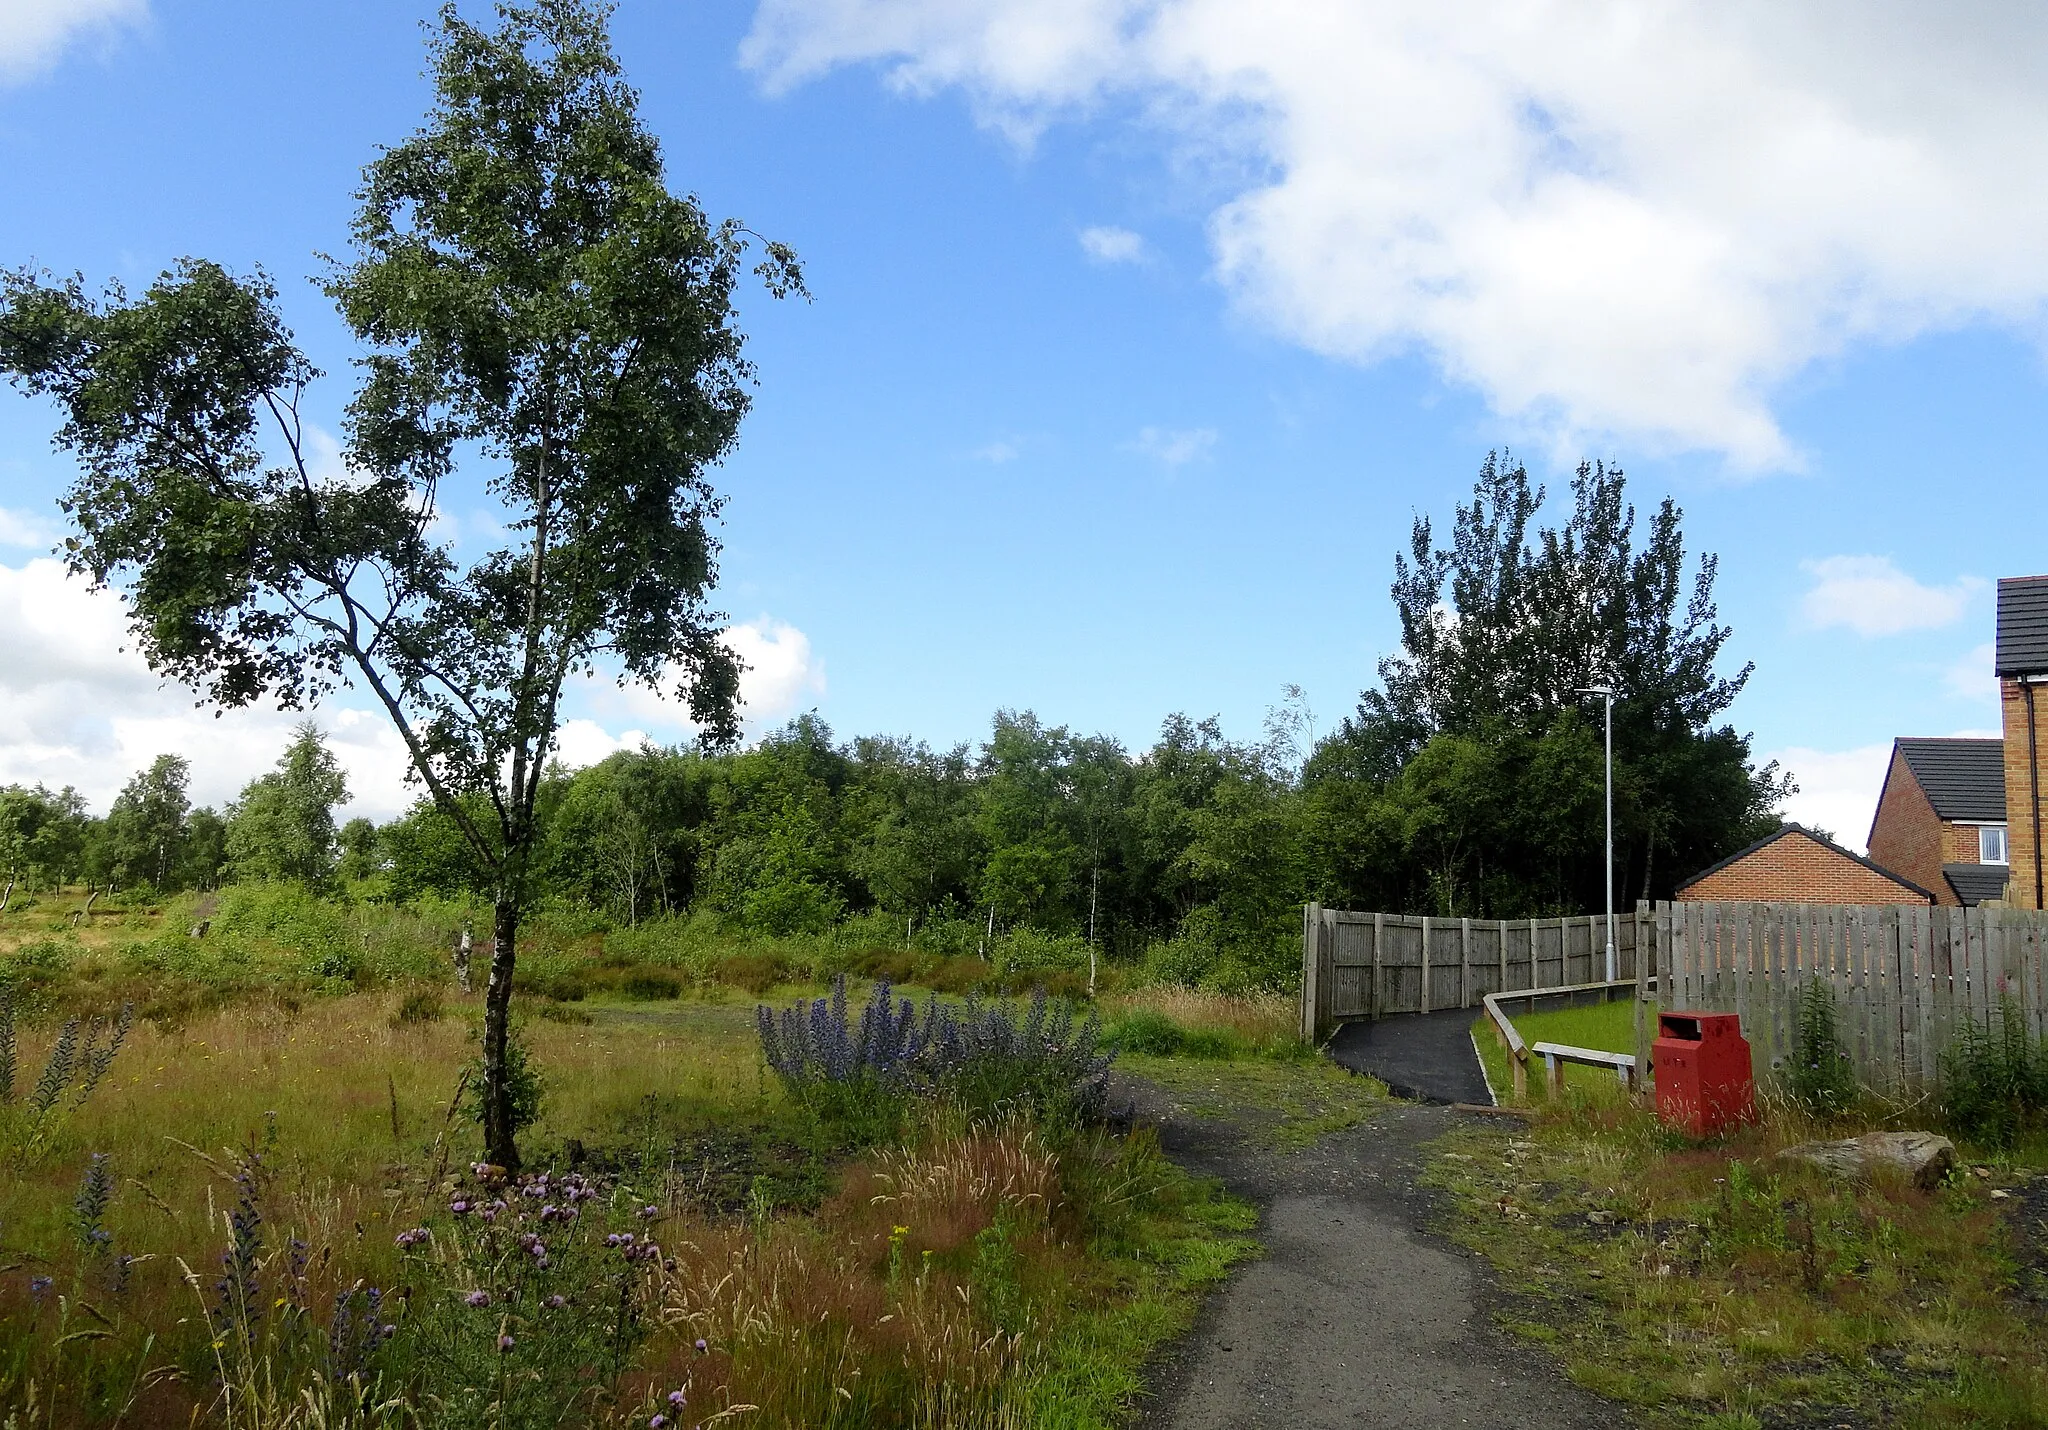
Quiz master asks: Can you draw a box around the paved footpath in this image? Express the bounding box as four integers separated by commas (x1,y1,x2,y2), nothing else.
1127,1082,1631,1430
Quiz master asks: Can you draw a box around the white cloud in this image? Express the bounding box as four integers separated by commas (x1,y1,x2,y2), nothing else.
1131,424,1216,466
972,437,1022,463
1079,225,1145,264
0,557,828,821
0,507,60,549
1766,742,1892,853
588,616,827,739
0,0,144,83
1798,556,1982,636
1943,640,2000,711
744,1,2048,467
0,558,419,819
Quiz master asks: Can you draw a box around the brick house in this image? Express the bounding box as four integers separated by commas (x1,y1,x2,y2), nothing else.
1674,825,1931,905
1865,738,2009,906
1998,574,2048,910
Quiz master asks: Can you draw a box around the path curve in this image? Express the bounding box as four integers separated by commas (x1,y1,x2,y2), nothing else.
1326,1009,1494,1105
1126,1080,1627,1430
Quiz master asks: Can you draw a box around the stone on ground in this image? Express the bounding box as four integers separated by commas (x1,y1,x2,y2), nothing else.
1776,1130,1956,1189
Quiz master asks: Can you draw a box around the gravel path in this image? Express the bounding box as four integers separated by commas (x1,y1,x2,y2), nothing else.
1126,1076,1629,1430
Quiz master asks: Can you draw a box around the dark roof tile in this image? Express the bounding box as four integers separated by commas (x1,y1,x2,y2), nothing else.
1894,737,2006,822
1996,575,2048,677
1943,863,2012,907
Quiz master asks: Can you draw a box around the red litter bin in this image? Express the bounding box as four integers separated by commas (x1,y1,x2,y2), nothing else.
1653,1012,1754,1136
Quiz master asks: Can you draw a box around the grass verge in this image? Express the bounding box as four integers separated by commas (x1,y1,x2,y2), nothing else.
1427,1095,2048,1427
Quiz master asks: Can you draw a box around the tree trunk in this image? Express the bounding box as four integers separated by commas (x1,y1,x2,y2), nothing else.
0,872,13,915
481,898,521,1171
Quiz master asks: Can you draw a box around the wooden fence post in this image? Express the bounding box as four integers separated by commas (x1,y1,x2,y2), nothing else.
1460,916,1471,1009
1300,903,1321,1043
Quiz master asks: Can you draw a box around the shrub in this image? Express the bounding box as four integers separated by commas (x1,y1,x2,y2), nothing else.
713,954,786,996
461,1027,545,1138
394,989,445,1026
1942,993,2045,1149
992,927,1087,974
1787,979,1857,1117
620,971,683,1002
1106,1009,1184,1057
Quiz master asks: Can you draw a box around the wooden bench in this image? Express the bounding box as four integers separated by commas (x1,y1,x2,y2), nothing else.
1531,1040,1639,1097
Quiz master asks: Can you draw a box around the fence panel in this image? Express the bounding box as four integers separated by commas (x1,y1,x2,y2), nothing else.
1651,899,2048,1093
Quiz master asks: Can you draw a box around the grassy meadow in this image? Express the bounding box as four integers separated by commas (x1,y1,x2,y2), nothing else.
0,889,1296,1428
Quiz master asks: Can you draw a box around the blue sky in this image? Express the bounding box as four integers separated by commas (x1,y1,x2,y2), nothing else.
2,1,2044,852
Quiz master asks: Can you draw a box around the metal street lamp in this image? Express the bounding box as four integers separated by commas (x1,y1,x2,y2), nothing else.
1577,681,1618,982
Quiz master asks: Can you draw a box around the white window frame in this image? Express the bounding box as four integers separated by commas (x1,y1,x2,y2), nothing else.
1978,824,2010,865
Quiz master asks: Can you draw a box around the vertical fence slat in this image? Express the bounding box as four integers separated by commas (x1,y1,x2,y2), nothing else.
1371,911,1384,1021
1419,914,1431,1016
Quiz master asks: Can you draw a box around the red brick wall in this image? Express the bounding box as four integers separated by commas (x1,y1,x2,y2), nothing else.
1680,831,1927,905
2005,677,2046,910
1867,749,1954,904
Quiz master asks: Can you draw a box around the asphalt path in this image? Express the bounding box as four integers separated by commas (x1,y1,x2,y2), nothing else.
1126,1073,1627,1430
1326,1009,1496,1105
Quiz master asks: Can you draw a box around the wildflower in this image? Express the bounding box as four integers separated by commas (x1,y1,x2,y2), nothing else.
465,1290,491,1308
29,1275,53,1300
639,1204,659,1219
694,1338,708,1352
544,1294,566,1309
650,1417,668,1429
668,1390,688,1407
498,1333,515,1352
450,1199,471,1216
380,1324,397,1340
395,1227,430,1248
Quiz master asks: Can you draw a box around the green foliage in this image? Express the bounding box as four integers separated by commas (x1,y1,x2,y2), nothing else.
1313,454,1787,916
394,988,445,1025
1787,979,1858,1117
462,1026,544,1139
100,754,193,893
1940,993,2047,1149
225,721,349,888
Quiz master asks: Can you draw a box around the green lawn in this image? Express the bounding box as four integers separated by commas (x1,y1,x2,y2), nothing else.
1471,996,1644,1104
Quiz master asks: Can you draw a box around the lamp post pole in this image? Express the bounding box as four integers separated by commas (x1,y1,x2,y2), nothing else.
1579,682,1618,982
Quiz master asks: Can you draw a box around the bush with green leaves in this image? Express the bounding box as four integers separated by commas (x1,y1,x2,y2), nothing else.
1786,979,1858,1117
1941,993,2046,1149
462,1027,544,1141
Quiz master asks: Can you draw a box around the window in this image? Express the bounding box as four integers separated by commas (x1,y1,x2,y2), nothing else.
1980,824,2010,865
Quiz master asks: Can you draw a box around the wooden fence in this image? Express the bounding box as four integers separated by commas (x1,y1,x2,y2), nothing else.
1300,904,1651,1041
1657,900,2048,1092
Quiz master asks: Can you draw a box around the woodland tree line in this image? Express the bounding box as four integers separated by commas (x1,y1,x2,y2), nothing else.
0,459,1789,991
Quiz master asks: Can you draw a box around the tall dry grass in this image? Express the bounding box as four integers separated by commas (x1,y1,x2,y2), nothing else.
1101,985,1302,1055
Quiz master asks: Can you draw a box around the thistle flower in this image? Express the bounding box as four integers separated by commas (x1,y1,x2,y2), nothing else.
465,1290,490,1308
498,1334,515,1352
